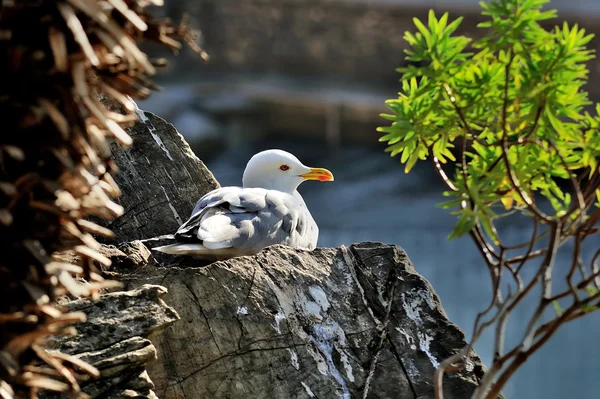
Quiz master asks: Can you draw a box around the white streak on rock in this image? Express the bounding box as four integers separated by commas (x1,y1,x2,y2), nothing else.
306,345,328,375
338,350,355,383
161,165,178,189
465,358,475,372
309,285,330,312
135,107,174,161
401,293,422,322
301,382,315,397
405,359,420,379
287,348,300,370
418,331,439,368
160,186,183,224
273,310,286,334
263,277,352,397
303,300,323,322
310,325,350,398
401,288,436,323
236,306,248,315
400,288,440,367
396,327,415,346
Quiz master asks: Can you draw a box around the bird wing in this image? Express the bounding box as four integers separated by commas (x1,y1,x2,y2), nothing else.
163,186,318,255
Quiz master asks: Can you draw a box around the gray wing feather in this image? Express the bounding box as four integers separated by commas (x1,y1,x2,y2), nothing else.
175,187,318,253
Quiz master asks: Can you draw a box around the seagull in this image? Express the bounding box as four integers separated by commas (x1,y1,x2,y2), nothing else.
152,149,334,260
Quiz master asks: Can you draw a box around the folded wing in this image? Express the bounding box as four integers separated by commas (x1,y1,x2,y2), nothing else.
153,187,318,258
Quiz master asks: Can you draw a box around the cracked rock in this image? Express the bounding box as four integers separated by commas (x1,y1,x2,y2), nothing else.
46,285,179,398
95,110,220,245
114,242,484,399
53,285,180,355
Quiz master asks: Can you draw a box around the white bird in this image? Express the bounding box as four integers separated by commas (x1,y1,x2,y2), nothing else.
152,149,334,260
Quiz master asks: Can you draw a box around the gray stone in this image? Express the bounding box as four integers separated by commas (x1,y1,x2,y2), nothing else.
97,110,220,244
81,369,150,399
115,241,153,270
76,337,157,378
53,285,180,356
45,285,178,398
115,242,483,399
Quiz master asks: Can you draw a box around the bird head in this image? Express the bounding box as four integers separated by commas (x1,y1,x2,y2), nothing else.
242,149,334,193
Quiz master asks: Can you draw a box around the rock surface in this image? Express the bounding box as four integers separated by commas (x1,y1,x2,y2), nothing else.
98,110,220,244
113,242,483,399
47,285,179,398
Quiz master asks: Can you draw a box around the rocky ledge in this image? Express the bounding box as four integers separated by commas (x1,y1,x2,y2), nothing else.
116,240,483,399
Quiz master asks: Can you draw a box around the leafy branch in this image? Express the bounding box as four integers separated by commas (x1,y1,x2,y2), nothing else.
378,1,600,398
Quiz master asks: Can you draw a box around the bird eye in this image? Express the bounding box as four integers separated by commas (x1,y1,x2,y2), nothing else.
279,164,290,171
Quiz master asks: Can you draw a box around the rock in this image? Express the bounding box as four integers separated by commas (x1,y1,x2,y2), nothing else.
97,110,220,244
114,241,153,269
46,285,180,398
52,242,150,271
71,338,156,398
76,337,157,378
114,242,484,399
53,285,179,355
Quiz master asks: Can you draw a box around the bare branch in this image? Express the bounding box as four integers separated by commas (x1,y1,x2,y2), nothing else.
432,154,459,192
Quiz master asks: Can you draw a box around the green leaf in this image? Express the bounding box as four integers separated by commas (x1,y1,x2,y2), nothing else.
448,210,477,240
378,0,600,245
479,213,500,245
445,17,464,37
546,109,568,136
428,9,438,35
585,285,599,297
413,17,432,47
405,146,421,173
552,300,564,317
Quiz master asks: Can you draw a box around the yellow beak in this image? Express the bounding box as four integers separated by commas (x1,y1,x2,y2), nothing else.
299,167,334,182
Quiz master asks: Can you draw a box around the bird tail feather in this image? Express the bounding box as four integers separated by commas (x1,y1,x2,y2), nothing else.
152,243,245,262
152,243,208,255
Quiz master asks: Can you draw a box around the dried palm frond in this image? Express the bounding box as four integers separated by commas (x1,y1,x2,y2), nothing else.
0,1,205,397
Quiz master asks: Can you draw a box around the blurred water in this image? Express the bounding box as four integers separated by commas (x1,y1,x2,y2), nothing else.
202,137,600,399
